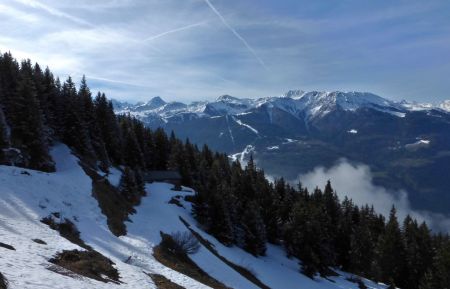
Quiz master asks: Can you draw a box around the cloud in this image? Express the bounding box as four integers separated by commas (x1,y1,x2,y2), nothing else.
2,0,450,102
203,0,268,71
298,159,450,232
143,21,207,42
12,0,93,27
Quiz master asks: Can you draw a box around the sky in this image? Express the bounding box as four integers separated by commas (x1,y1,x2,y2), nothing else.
1,0,450,103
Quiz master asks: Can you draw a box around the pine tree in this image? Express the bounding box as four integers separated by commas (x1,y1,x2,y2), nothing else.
119,167,139,204
207,181,234,245
120,117,144,168
153,128,169,169
373,206,407,287
349,218,374,277
403,217,433,289
94,93,122,164
240,200,267,256
61,76,94,158
0,52,20,122
78,76,109,168
11,67,53,171
0,105,9,162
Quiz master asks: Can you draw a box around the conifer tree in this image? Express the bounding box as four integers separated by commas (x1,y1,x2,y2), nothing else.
120,117,144,168
0,106,8,162
119,167,139,204
374,206,407,287
94,93,122,164
78,76,109,168
11,67,53,171
240,200,267,256
61,76,94,158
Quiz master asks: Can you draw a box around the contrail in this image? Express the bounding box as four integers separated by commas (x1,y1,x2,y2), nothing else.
143,21,206,42
12,0,93,27
204,0,268,70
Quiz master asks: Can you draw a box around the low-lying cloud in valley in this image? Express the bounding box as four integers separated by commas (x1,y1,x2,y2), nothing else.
298,159,450,232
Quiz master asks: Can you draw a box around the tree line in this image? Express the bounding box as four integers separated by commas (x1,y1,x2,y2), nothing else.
0,52,449,288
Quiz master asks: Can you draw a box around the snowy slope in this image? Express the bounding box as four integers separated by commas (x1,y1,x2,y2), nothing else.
0,144,388,289
0,144,208,289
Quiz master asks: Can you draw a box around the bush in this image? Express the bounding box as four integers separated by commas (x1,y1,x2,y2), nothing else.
49,250,120,283
346,276,368,289
160,231,200,256
41,216,91,250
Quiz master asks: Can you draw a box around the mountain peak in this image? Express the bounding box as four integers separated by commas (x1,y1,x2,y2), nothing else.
132,96,166,112
283,89,305,99
439,100,450,112
146,96,166,106
216,94,239,102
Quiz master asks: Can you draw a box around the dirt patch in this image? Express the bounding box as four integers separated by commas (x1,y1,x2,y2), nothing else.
153,234,231,289
148,273,185,289
41,215,91,250
179,217,271,289
0,242,15,251
0,272,7,289
49,249,120,283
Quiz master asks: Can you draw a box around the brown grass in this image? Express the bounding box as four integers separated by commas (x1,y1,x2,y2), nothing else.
148,273,185,289
41,216,91,250
179,217,271,289
49,249,120,283
82,165,140,236
153,237,231,289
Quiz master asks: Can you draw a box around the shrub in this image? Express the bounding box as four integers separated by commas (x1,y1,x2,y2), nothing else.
49,250,120,283
160,231,200,256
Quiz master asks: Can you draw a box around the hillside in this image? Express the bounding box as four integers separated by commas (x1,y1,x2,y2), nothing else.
0,144,386,289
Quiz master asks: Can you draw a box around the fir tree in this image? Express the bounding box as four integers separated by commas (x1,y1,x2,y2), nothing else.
11,68,53,171
0,106,9,162
374,206,407,287
78,76,109,168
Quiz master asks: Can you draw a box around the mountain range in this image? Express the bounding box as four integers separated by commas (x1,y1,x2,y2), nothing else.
114,90,450,215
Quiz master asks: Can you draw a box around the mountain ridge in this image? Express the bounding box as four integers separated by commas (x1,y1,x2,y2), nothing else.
113,90,450,124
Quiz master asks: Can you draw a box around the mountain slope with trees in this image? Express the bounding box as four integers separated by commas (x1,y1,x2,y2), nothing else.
0,52,449,288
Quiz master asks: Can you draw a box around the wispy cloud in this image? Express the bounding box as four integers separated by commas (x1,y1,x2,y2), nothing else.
2,0,449,102
143,21,207,42
12,0,93,27
203,0,268,71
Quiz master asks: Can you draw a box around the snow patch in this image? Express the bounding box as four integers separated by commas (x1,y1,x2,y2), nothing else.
229,145,255,163
233,117,259,135
405,139,431,150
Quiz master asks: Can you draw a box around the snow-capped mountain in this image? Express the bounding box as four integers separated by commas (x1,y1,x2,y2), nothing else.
439,100,450,112
114,90,448,125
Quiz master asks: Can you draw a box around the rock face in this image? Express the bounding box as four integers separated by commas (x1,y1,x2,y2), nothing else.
114,91,450,214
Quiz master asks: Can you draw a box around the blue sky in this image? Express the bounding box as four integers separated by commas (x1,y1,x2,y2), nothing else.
1,0,449,103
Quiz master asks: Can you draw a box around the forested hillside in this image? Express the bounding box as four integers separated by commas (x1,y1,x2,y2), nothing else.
0,52,449,288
